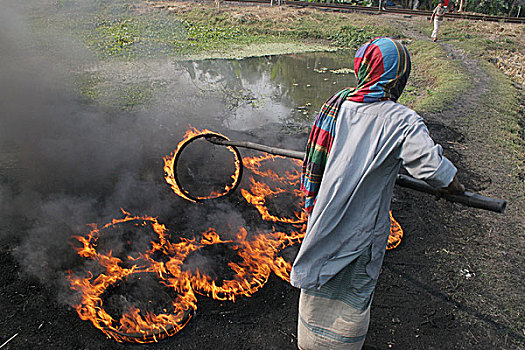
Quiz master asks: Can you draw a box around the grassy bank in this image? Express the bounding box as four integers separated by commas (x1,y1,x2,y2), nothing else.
36,1,398,60
29,1,522,125
398,40,470,113
419,17,525,87
418,17,524,181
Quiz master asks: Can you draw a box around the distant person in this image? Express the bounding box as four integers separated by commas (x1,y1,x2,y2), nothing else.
291,37,464,350
431,0,447,42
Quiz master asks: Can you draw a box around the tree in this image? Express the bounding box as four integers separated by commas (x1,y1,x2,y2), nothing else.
459,0,524,16
509,0,525,16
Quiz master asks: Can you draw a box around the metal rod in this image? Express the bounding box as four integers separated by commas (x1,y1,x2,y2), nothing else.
395,174,506,213
206,137,305,160
0,333,19,349
206,137,507,213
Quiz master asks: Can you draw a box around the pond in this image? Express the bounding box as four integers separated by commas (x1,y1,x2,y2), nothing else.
154,51,358,219
175,50,357,132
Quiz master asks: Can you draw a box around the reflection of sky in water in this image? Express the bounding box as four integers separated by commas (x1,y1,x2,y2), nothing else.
225,69,290,131
182,51,357,131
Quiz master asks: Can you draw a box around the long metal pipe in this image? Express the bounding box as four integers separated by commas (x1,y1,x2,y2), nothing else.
206,137,507,213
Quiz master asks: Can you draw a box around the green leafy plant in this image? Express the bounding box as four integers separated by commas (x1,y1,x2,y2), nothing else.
329,25,381,48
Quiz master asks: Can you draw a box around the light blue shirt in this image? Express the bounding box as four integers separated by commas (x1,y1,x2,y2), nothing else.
291,100,457,290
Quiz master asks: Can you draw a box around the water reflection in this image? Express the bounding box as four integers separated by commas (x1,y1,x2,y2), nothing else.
179,51,357,131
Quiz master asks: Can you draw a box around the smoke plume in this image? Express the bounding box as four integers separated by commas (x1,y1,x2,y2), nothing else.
0,0,260,301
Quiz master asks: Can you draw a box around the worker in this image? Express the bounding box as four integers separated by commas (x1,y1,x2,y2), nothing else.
291,37,464,350
431,0,447,42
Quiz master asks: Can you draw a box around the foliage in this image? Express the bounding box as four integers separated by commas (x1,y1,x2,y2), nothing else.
429,0,524,16
185,22,248,43
306,0,525,16
86,15,189,58
306,0,373,4
94,19,137,56
40,1,398,59
397,40,470,113
458,0,524,16
329,25,382,48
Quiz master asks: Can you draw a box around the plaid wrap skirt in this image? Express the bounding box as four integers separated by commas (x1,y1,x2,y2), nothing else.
297,248,376,350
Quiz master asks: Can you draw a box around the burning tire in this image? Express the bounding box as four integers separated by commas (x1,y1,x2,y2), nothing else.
74,271,196,343
69,212,197,343
241,154,307,224
176,229,272,302
69,127,405,344
164,129,243,203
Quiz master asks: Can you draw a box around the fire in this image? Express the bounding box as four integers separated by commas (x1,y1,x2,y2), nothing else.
241,154,307,224
387,211,404,249
163,126,242,202
70,127,403,343
175,228,276,302
68,210,197,343
239,151,401,250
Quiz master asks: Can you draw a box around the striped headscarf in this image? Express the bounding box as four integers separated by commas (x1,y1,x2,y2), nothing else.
301,37,411,214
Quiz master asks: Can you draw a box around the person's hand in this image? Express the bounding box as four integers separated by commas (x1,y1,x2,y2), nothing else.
443,174,465,194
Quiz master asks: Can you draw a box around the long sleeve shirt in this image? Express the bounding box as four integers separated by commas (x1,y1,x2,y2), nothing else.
290,100,457,290
433,5,447,21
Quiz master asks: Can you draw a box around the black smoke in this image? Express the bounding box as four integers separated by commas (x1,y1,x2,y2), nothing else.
0,1,242,300
0,1,305,312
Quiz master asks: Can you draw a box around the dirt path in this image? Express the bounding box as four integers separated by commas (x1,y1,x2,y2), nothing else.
347,14,525,349
393,28,524,350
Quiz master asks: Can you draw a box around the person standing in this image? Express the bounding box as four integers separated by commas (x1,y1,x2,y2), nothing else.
290,37,464,350
431,0,447,42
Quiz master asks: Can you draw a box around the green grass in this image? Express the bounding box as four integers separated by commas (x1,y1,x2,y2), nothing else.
33,1,399,60
75,72,104,103
473,60,524,180
428,20,524,180
398,40,470,114
328,25,384,48
420,18,522,53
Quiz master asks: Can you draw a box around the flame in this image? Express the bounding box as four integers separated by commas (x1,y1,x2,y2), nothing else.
175,229,272,302
70,128,403,343
163,126,242,202
387,211,404,250
241,154,307,224
68,210,197,343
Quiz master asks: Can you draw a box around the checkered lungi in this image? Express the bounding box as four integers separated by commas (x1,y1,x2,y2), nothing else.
297,249,376,350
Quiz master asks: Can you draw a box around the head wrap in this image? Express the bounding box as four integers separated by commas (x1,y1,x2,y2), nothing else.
301,37,411,213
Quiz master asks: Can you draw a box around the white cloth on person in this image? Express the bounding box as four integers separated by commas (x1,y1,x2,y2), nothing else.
290,100,457,290
431,5,447,39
